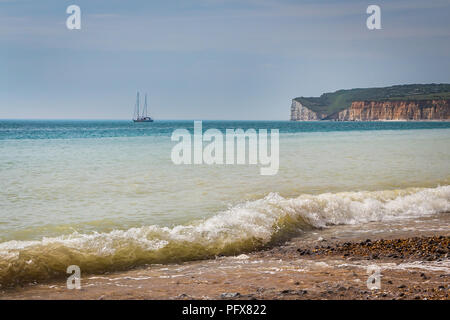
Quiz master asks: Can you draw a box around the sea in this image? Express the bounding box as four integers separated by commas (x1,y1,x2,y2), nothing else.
0,120,449,286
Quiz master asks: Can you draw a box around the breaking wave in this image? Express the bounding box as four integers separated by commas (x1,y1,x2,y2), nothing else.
0,186,449,286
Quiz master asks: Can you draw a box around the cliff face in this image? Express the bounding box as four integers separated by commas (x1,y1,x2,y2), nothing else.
333,100,450,121
290,99,325,121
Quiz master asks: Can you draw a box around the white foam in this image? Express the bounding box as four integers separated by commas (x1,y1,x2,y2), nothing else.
0,186,448,284
1,186,449,258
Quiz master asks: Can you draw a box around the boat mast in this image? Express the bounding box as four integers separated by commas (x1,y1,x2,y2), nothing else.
136,92,140,120
143,93,148,118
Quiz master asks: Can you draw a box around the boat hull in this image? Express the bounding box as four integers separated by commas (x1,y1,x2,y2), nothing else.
133,118,154,122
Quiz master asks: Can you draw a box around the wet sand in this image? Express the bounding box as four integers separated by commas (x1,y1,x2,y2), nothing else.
1,216,449,300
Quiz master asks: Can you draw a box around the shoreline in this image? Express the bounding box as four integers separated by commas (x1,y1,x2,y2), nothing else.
1,228,448,300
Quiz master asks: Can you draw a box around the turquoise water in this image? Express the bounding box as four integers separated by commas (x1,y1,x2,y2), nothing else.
1,120,449,140
0,120,449,285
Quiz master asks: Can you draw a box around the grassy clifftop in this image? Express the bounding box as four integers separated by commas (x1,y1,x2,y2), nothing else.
294,84,450,116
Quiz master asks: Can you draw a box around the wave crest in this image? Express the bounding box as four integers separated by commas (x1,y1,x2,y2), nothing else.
0,186,449,286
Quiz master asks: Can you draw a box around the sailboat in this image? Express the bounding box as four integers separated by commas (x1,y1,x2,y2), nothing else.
133,92,154,122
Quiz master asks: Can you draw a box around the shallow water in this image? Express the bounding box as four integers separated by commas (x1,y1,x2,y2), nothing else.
0,120,449,285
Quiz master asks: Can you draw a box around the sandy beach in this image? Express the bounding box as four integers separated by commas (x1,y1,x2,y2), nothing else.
1,215,448,300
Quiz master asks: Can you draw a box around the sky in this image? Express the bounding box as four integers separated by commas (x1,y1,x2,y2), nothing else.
1,0,450,120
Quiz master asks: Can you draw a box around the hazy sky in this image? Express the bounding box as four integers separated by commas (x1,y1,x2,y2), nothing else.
1,0,450,120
